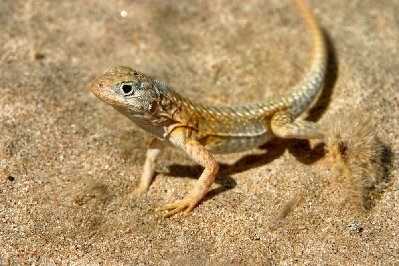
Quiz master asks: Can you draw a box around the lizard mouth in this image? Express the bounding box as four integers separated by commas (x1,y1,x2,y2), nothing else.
90,78,128,109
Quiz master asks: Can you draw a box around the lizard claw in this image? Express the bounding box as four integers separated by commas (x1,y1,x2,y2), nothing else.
155,196,198,217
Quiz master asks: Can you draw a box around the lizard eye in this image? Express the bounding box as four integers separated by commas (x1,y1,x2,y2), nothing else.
121,84,134,96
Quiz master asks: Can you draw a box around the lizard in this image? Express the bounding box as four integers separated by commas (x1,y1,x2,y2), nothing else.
90,0,327,217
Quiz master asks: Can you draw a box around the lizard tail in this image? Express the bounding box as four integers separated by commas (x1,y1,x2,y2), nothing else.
285,0,328,117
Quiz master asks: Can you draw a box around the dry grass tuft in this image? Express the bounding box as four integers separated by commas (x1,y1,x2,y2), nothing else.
271,192,305,227
326,111,385,210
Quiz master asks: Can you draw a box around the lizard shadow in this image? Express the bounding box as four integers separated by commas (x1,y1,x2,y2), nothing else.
166,138,326,200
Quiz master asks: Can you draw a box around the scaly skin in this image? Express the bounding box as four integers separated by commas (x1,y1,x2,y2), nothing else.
90,0,327,217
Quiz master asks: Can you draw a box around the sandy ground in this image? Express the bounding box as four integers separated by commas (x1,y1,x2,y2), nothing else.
1,0,398,264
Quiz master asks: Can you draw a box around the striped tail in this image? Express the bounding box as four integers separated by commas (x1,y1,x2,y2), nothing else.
284,0,328,117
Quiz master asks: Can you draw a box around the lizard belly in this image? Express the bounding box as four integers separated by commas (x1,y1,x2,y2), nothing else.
203,132,274,154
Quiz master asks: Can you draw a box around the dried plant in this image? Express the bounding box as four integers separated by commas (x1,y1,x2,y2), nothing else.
326,110,385,210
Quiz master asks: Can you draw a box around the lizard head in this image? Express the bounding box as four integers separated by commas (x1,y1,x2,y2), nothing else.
90,66,166,123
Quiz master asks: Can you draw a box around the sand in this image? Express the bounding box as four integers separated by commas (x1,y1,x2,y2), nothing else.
1,0,398,264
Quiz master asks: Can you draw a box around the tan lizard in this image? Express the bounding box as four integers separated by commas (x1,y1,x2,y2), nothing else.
90,0,327,217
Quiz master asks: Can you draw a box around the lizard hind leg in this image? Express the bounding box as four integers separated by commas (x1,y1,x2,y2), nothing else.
270,111,324,140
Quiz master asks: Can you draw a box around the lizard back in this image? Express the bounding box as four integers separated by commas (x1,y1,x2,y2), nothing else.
166,0,327,153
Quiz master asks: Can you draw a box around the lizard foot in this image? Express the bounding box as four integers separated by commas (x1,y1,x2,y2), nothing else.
128,185,148,200
155,196,199,217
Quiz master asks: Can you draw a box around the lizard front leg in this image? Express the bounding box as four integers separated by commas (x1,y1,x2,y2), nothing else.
129,137,164,198
156,127,219,217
